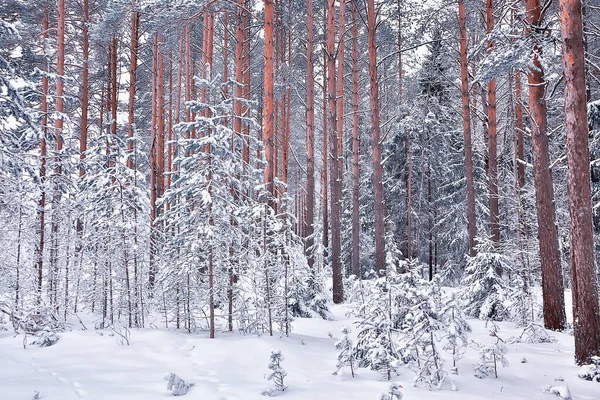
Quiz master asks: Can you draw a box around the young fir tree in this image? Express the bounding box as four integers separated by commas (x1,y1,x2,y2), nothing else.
460,236,512,321
333,326,355,377
354,278,401,380
440,293,471,374
472,323,509,379
399,278,451,389
262,348,288,396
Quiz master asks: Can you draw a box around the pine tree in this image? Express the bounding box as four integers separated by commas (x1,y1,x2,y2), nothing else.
262,349,288,396
333,326,355,377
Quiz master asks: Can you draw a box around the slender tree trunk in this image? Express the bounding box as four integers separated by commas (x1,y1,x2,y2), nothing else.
305,0,316,270
75,0,90,292
322,34,329,269
558,0,600,364
407,129,412,259
327,0,343,303
351,0,360,278
486,0,500,248
459,0,477,257
128,12,140,169
336,0,346,218
37,8,50,303
149,33,158,290
264,0,275,203
367,0,386,273
526,0,566,331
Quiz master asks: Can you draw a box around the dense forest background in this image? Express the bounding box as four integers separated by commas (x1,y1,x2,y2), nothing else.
1,0,599,367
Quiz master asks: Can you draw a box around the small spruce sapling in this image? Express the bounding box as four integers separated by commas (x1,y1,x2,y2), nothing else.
378,383,403,400
399,279,452,389
333,327,355,377
440,294,471,374
472,324,509,379
460,237,511,321
263,349,288,396
354,279,401,380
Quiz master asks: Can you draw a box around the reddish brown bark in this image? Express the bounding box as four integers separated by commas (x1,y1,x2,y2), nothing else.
264,0,275,200
558,0,600,364
127,12,140,169
486,0,500,248
350,0,360,277
367,0,386,273
459,0,476,257
305,0,316,269
525,0,566,331
327,0,343,303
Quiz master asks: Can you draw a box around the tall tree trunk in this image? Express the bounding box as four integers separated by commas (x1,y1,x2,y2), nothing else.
37,7,50,302
486,0,500,248
526,0,566,331
407,129,412,259
351,0,360,278
327,0,343,303
367,0,386,273
128,12,139,169
305,0,316,270
558,0,600,365
264,0,275,203
336,0,345,223
322,37,329,268
149,33,158,290
459,0,476,257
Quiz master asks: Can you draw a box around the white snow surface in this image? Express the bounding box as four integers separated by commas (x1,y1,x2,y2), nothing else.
1,304,598,400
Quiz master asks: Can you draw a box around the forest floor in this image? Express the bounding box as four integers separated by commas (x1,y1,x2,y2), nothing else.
0,292,598,400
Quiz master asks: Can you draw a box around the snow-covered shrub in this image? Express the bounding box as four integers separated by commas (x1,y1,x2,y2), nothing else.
577,356,600,382
354,278,401,380
517,323,556,344
110,324,131,346
544,384,572,399
460,237,512,321
440,293,471,373
166,373,194,396
263,349,288,396
333,326,355,377
378,383,403,400
3,303,65,334
288,257,330,320
399,279,452,389
31,328,59,347
472,325,509,379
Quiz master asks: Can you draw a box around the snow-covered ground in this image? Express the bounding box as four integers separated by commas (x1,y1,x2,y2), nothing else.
1,303,598,400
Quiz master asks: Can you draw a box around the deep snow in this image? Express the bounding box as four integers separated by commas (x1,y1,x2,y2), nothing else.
1,303,599,399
